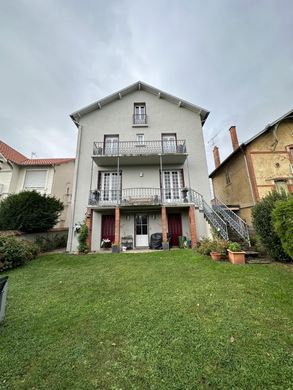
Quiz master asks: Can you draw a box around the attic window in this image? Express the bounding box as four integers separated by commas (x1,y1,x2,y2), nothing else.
133,103,146,125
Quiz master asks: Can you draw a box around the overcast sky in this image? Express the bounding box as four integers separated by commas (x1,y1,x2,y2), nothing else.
1,0,292,172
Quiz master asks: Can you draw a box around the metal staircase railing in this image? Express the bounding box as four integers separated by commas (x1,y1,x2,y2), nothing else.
212,197,250,246
189,190,229,240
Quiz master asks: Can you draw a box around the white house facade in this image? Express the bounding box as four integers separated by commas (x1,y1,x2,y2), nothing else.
67,81,219,252
0,141,74,228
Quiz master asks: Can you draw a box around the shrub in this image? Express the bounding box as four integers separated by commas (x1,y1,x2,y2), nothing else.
35,233,67,253
78,223,88,253
252,191,290,262
228,242,242,252
272,197,293,260
197,238,228,256
0,191,64,233
0,237,39,271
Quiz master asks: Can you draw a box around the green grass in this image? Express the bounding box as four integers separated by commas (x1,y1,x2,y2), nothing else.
1,251,293,389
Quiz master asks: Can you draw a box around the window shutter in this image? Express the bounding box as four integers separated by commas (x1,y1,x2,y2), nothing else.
24,170,47,188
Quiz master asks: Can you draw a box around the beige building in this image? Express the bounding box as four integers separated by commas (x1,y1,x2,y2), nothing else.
67,81,229,252
0,140,75,228
209,110,293,225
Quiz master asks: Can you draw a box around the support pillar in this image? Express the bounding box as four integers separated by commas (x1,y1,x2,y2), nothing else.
85,208,93,251
161,206,167,242
114,207,120,245
189,206,198,248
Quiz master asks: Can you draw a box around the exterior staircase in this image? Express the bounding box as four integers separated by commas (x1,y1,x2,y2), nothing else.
212,197,251,246
189,190,229,241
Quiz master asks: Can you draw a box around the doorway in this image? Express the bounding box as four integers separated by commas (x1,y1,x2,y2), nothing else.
168,213,182,246
135,214,148,247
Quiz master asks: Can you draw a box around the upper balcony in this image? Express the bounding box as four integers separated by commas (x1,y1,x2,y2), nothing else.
92,139,187,166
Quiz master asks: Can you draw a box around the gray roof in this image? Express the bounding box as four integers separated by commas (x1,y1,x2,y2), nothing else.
209,108,293,178
70,81,210,125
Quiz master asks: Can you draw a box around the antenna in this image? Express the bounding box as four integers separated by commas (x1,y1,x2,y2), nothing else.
208,128,224,148
31,152,37,159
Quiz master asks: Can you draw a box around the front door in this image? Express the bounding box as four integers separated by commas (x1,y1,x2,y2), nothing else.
135,214,148,247
168,213,182,246
101,215,115,243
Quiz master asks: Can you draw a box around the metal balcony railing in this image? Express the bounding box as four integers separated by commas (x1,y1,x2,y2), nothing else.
133,114,147,124
89,187,229,241
93,140,187,156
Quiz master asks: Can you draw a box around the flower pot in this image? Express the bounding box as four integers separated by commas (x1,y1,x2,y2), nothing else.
227,249,245,265
162,242,169,250
111,246,120,253
210,251,222,261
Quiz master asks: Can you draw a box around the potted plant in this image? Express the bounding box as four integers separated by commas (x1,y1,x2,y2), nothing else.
100,238,111,249
210,239,228,261
227,242,245,265
111,243,120,253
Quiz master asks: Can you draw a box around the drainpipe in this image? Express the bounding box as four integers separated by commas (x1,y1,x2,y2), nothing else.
68,120,83,252
240,144,256,205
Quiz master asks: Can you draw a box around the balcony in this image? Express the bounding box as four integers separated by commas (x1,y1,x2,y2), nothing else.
133,114,147,125
92,140,187,166
88,187,202,208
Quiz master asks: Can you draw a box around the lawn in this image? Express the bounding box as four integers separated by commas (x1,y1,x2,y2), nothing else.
1,250,293,389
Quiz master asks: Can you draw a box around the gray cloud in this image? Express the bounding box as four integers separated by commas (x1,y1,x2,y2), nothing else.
0,0,292,171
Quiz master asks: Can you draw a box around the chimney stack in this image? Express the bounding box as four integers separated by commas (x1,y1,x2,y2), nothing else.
213,146,221,168
229,126,239,150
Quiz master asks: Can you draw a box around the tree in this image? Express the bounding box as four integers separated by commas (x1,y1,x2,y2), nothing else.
251,191,290,262
272,197,293,260
0,191,64,233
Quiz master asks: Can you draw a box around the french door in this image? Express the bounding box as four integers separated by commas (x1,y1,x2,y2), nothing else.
101,172,121,202
134,104,146,124
135,214,148,247
162,134,177,153
162,170,183,201
104,136,119,155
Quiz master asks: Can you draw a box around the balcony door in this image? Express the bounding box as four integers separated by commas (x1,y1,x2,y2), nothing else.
100,171,121,202
134,104,146,124
162,134,177,153
135,214,148,247
162,170,183,202
104,135,119,155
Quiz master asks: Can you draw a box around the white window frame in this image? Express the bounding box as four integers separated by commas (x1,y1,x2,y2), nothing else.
23,169,48,191
136,134,145,146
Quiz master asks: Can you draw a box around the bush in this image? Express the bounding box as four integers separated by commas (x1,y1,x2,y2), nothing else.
35,233,67,253
0,237,39,271
0,191,64,233
197,238,228,256
252,191,290,262
272,197,293,260
228,242,242,252
78,223,88,253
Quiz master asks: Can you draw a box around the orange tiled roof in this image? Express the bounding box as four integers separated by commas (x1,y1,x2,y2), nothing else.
0,140,27,163
0,140,74,165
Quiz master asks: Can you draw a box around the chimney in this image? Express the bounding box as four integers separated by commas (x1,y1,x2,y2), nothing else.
229,126,239,150
213,146,221,168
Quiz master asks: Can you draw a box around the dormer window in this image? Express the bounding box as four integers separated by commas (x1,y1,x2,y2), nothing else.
133,103,146,125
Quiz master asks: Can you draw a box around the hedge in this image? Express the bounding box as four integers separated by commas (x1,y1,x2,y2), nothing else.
272,197,293,260
0,237,39,271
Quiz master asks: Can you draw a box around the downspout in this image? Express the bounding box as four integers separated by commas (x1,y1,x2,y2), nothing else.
240,144,256,205
68,119,83,252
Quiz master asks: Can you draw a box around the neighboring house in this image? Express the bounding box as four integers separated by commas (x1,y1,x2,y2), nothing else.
209,109,293,225
0,141,75,228
67,81,215,252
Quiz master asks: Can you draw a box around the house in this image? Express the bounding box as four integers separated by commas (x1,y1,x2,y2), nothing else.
0,140,75,228
209,109,293,225
67,81,219,252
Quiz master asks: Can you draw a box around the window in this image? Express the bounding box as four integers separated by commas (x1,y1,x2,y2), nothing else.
104,135,119,155
23,170,47,189
162,134,177,153
162,170,184,201
99,171,121,202
133,103,146,124
225,169,231,185
136,134,145,145
275,180,288,194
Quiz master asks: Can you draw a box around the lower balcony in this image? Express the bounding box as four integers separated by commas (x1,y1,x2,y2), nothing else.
88,187,200,208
